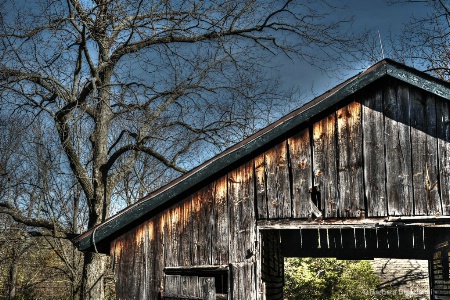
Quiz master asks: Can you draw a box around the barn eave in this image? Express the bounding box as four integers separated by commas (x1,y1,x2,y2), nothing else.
73,59,450,253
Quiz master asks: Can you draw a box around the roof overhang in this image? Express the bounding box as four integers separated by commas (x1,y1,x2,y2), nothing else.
73,59,450,253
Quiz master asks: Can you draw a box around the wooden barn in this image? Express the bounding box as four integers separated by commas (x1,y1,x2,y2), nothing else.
74,59,450,299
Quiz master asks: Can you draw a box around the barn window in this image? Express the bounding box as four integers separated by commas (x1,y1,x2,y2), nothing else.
163,266,228,299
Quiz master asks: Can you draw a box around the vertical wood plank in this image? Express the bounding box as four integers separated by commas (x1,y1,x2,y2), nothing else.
231,264,240,300
199,184,215,266
410,89,441,215
288,128,313,218
200,277,216,300
147,220,157,299
137,225,147,299
212,176,229,265
114,231,134,299
362,90,388,216
265,142,291,218
337,101,364,217
191,193,201,266
164,275,180,297
384,81,413,215
164,208,175,268
255,154,268,219
180,275,189,297
179,197,193,266
437,97,450,216
154,215,165,297
187,276,199,298
228,161,255,263
313,113,338,218
228,161,256,300
230,263,257,300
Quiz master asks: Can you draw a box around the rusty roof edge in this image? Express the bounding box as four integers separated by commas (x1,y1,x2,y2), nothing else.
74,60,450,252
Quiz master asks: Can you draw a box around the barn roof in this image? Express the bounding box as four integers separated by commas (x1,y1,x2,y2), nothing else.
73,59,450,253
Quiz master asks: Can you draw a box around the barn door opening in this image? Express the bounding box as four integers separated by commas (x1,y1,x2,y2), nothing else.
258,227,443,300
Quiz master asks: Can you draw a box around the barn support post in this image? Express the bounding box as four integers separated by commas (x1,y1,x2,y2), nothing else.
258,230,284,300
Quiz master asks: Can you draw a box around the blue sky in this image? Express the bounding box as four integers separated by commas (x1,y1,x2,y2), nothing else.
280,0,432,102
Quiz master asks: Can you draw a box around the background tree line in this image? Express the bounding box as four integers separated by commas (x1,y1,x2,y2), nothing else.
0,0,449,299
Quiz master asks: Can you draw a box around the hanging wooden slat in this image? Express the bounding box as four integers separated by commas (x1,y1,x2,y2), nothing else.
301,228,319,249
328,229,343,250
319,228,328,249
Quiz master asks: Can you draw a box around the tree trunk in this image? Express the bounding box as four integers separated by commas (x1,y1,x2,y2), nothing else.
8,257,17,300
81,252,108,300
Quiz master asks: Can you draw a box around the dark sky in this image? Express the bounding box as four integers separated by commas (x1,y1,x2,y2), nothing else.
280,0,432,102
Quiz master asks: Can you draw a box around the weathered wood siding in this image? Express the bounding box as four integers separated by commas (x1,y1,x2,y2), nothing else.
254,79,448,219
111,78,450,299
112,163,259,299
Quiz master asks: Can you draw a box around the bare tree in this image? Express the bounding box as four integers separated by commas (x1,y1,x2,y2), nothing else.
366,0,450,80
0,0,365,298
0,113,87,299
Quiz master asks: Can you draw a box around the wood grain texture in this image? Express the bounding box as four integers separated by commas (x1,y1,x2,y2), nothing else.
146,221,157,298
212,176,229,265
313,113,338,218
254,154,267,219
265,142,291,218
228,162,257,299
362,90,388,216
410,88,441,215
179,198,193,266
228,161,256,263
109,75,450,300
436,97,450,216
337,101,364,217
288,128,313,218
384,81,413,215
